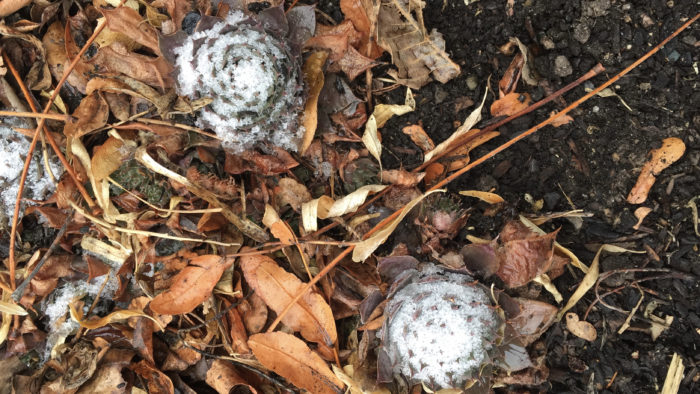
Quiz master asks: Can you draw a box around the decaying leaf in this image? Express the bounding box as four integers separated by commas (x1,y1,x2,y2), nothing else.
377,0,460,88
565,313,597,341
240,254,337,347
627,137,686,204
63,93,110,138
70,302,164,331
101,6,161,55
402,124,434,152
91,135,136,182
248,332,344,394
0,0,31,18
149,255,234,315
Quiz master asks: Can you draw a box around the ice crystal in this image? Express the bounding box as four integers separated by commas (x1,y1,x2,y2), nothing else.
381,265,502,389
166,11,305,153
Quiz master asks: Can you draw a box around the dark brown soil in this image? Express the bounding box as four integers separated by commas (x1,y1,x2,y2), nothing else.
318,0,699,393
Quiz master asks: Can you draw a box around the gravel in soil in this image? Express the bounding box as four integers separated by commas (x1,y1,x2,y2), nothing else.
318,0,698,392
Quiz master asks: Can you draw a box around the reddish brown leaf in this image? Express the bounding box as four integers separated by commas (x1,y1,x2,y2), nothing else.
240,254,337,347
63,93,109,138
506,298,558,345
149,255,234,315
248,332,344,394
238,291,268,335
495,222,558,288
340,0,383,59
91,45,174,89
627,137,685,204
151,0,192,31
490,92,532,117
402,124,434,152
380,169,425,187
91,136,134,182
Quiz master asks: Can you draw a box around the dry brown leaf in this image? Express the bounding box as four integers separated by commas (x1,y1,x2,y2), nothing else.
459,190,505,204
131,360,175,394
151,0,192,30
490,92,532,117
205,359,255,394
43,21,89,92
506,298,558,346
496,224,558,288
70,302,163,330
402,124,434,152
340,0,383,59
101,6,161,55
381,169,425,187
149,255,234,315
240,254,337,347
91,45,174,90
633,206,653,230
91,136,135,182
565,313,597,341
549,110,574,127
627,137,686,204
336,45,379,80
248,332,344,394
377,0,460,88
423,162,444,185
0,0,31,18
300,51,328,154
262,205,296,245
275,178,313,211
63,93,110,138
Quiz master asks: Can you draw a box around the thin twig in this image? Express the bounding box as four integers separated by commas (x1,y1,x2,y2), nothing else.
0,110,71,121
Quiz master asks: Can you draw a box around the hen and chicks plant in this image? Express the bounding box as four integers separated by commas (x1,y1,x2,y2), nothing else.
162,7,311,153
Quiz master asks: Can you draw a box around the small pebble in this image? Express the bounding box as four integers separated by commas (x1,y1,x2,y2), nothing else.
553,55,573,77
640,13,654,28
466,75,478,90
592,105,600,113
541,35,556,50
573,23,591,44
667,50,680,63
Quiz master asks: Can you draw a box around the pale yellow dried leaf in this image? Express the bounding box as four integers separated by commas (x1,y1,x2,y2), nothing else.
660,353,684,394
353,189,444,262
424,88,488,163
0,301,27,316
362,89,415,167
633,207,653,230
459,190,505,204
302,185,387,232
362,115,382,167
556,244,644,321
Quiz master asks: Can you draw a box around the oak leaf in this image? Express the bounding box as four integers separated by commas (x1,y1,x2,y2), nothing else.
149,255,234,315
248,332,344,394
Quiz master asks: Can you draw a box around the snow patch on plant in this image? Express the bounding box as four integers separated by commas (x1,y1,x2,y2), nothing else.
0,119,63,230
381,265,501,389
170,11,304,153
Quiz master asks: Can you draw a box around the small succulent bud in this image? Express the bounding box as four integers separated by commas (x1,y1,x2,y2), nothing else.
162,10,308,153
379,263,503,390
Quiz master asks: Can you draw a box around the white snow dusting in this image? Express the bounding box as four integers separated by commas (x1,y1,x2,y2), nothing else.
172,11,302,152
0,119,63,229
382,266,499,389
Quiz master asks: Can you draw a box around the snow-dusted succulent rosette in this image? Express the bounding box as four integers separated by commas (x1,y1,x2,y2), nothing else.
373,257,504,391
160,6,315,152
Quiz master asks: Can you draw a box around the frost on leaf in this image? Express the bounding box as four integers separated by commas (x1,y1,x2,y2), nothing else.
377,0,461,89
161,9,310,153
